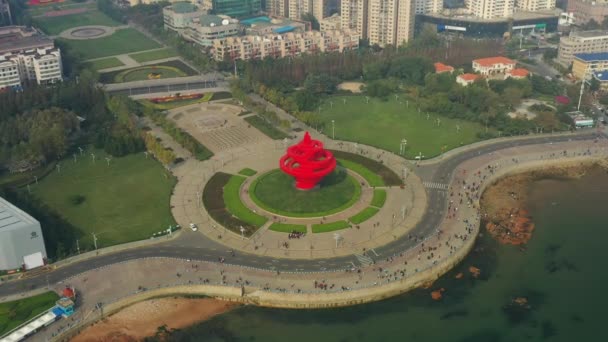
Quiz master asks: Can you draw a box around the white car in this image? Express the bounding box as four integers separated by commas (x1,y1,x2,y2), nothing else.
189,223,198,232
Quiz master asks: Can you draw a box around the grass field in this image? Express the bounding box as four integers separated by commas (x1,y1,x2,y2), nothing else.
338,159,384,187
268,222,307,233
244,116,289,140
371,189,387,207
60,29,160,60
128,48,178,63
238,168,257,177
349,207,380,225
33,10,121,35
249,169,361,218
30,149,176,249
27,1,97,17
312,220,351,233
321,95,489,159
0,292,59,336
223,175,267,228
87,57,124,71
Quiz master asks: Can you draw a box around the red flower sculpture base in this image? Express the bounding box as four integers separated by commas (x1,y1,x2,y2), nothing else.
280,132,336,190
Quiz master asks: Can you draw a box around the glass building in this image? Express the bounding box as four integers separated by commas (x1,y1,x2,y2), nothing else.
212,0,262,18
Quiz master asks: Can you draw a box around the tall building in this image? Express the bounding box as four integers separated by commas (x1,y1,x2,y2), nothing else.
567,0,608,25
515,0,555,11
558,30,608,66
414,0,442,14
366,0,415,46
0,0,12,27
341,0,368,40
212,0,262,18
182,14,240,47
0,26,62,90
163,2,206,33
465,0,514,20
0,196,47,271
266,0,288,17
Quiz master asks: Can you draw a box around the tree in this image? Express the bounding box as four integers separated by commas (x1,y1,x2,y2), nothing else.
589,78,601,92
301,13,320,30
502,87,524,109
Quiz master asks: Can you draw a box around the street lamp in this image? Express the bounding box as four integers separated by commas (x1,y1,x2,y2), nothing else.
400,138,407,155
332,120,335,140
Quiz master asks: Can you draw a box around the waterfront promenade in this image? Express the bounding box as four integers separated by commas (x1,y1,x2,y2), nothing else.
4,135,606,342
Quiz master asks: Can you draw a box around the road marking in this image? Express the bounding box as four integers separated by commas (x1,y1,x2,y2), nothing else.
370,249,380,257
423,181,449,190
354,253,373,267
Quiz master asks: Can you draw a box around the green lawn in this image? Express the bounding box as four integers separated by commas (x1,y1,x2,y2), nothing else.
371,189,387,207
128,48,178,63
117,66,186,83
321,95,489,159
33,10,121,35
59,29,161,60
223,175,268,227
30,149,176,249
338,159,384,187
312,220,351,233
27,1,97,17
268,222,307,233
0,291,59,336
249,169,361,217
244,115,289,140
349,207,380,225
87,57,124,71
238,168,257,177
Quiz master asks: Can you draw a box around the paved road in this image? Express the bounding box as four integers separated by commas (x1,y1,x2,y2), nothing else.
0,131,604,297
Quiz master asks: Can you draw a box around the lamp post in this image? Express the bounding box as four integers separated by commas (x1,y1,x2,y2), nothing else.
332,120,335,140
400,138,407,155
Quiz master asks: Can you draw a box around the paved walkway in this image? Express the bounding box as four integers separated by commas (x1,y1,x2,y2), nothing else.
18,138,608,342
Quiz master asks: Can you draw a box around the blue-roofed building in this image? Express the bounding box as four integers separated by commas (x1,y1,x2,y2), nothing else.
572,52,608,80
592,70,608,90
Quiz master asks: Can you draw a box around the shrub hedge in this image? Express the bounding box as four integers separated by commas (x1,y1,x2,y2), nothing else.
330,150,402,186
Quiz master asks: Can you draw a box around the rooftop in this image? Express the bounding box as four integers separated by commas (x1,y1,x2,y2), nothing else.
434,62,454,73
458,73,479,81
509,68,530,77
574,52,608,62
198,14,236,27
593,70,608,81
473,56,515,67
0,196,39,233
167,1,198,14
570,30,608,39
0,26,54,55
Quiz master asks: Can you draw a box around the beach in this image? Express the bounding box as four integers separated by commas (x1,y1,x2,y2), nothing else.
71,297,238,341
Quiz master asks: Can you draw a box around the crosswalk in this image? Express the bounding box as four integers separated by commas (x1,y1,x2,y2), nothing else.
423,181,449,190
354,253,374,267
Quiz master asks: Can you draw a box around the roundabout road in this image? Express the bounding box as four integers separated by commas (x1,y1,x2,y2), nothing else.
0,131,605,298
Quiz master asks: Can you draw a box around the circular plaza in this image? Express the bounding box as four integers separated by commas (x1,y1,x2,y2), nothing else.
59,25,117,40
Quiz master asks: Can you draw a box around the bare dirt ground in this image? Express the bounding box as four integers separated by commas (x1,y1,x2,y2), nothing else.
71,298,239,342
338,82,364,93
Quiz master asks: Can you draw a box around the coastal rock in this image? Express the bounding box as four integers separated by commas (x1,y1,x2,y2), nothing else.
469,266,481,278
431,288,445,300
455,272,464,279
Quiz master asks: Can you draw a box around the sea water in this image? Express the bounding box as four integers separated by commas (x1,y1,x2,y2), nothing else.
166,167,608,342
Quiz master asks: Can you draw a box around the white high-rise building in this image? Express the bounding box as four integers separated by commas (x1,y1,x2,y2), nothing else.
341,0,368,40
414,0,443,14
0,26,62,90
366,0,415,47
466,0,514,20
515,0,555,12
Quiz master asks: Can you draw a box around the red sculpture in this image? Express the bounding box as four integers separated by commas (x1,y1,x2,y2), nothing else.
280,132,337,190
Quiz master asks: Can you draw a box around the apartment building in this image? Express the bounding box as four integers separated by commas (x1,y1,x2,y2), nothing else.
572,52,608,80
515,0,555,12
341,0,368,40
265,0,287,17
163,2,206,33
0,26,62,90
320,14,342,32
558,30,608,66
266,0,334,20
212,29,359,61
367,0,415,46
182,14,240,47
465,0,514,20
567,0,608,26
414,0,442,15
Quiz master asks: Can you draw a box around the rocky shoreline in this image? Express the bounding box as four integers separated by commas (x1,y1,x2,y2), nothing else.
479,159,608,245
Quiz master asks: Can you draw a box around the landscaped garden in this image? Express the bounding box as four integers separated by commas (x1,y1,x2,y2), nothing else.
203,172,266,237
0,291,59,336
331,150,402,186
139,93,214,111
320,95,489,159
33,10,120,35
87,57,124,71
128,48,178,63
269,222,307,233
59,28,160,60
244,115,289,140
249,168,361,218
312,220,351,233
29,149,176,249
100,60,197,84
